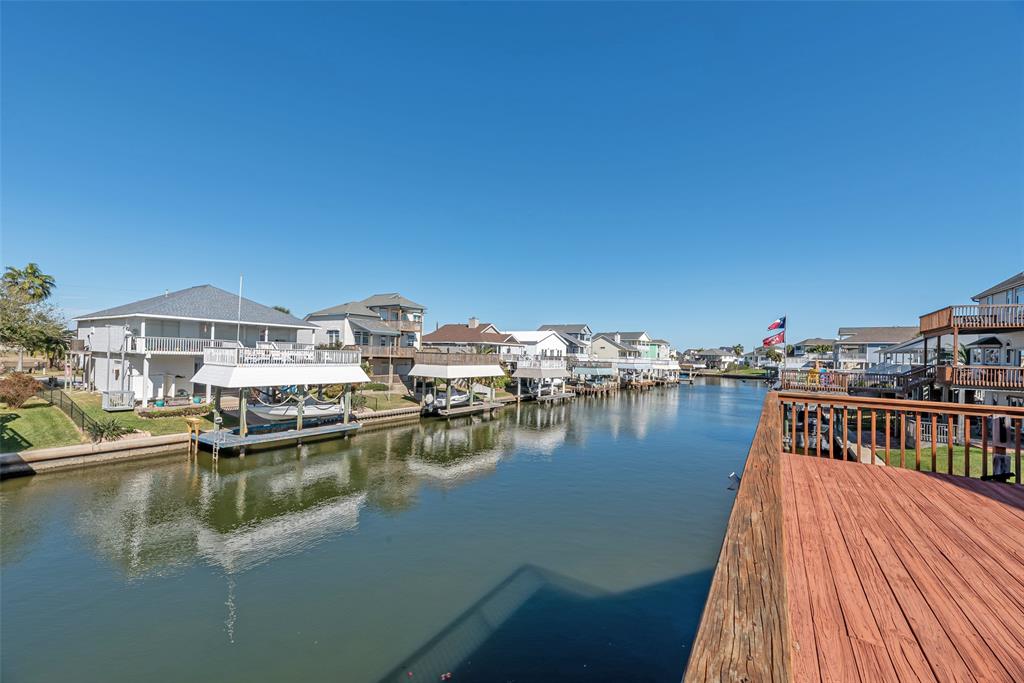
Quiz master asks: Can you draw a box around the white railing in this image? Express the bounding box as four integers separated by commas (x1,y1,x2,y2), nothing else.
101,390,136,411
255,341,315,351
131,337,242,355
514,357,567,369
908,417,965,446
203,347,361,366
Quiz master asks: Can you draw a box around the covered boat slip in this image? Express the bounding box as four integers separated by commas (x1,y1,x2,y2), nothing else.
189,347,371,455
409,351,506,418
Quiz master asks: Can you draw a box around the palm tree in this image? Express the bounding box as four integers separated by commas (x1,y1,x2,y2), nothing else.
3,263,56,302
272,305,291,315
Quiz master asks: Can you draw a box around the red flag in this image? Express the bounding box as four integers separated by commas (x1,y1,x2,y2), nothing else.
763,330,785,347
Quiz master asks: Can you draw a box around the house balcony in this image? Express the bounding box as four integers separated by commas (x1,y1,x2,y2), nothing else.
380,319,422,334
920,304,1024,335
934,364,1024,390
413,351,501,366
514,357,567,370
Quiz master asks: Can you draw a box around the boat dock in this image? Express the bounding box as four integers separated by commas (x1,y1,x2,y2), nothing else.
195,421,361,455
435,401,504,419
685,391,1024,682
535,391,575,403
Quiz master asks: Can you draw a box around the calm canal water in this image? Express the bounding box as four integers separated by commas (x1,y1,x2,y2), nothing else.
1,380,765,682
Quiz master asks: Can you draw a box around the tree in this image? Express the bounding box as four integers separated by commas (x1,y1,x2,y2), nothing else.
3,263,55,302
272,305,291,315
809,344,833,354
785,344,794,357
732,344,744,355
1,276,65,372
765,348,782,362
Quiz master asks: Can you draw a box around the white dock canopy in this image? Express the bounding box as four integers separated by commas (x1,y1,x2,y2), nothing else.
408,363,505,380
191,364,370,388
512,366,570,379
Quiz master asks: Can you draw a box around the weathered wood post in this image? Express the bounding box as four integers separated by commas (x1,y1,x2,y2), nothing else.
296,385,305,431
344,384,351,424
239,388,248,437
213,386,222,425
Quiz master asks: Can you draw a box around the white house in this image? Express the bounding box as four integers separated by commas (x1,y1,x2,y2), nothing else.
505,330,569,358
75,285,314,405
305,293,425,350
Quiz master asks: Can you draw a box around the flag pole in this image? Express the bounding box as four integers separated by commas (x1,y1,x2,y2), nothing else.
236,275,243,344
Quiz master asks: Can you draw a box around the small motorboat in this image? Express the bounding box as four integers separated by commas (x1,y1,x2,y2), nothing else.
247,399,344,422
432,391,470,409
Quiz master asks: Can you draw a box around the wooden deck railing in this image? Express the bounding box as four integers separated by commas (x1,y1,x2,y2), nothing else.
921,303,1024,333
685,394,791,682
935,365,1024,389
780,369,850,393
354,345,417,359
778,391,1024,482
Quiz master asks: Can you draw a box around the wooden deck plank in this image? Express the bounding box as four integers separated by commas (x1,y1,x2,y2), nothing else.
781,456,823,682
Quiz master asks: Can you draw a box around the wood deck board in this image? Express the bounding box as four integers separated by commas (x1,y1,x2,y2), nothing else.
783,455,1024,682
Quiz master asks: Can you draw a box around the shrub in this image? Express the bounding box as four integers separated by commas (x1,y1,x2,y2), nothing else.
136,403,211,419
351,394,368,409
86,417,135,442
362,382,389,391
0,372,41,408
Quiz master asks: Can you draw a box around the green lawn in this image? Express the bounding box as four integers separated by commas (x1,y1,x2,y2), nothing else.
358,391,419,412
68,391,222,435
706,367,768,376
1,398,85,451
792,440,1016,480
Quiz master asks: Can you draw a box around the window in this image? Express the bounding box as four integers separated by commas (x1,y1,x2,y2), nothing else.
354,331,369,346
326,329,340,345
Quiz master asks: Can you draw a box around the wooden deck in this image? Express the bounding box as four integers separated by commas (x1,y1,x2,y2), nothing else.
685,392,1024,682
783,455,1024,682
435,401,503,419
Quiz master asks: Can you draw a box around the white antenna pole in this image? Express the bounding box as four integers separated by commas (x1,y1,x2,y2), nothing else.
236,275,243,344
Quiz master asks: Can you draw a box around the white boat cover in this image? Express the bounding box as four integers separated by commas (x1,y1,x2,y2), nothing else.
408,363,505,380
191,364,370,388
512,366,570,379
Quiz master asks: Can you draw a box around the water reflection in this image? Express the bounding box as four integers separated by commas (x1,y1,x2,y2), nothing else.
1,384,765,683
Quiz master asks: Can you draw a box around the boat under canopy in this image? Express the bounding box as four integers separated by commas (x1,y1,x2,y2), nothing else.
191,364,370,388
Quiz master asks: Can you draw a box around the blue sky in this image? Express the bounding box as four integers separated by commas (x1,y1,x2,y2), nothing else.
2,2,1022,351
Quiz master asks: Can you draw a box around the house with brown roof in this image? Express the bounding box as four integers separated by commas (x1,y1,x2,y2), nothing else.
421,318,524,356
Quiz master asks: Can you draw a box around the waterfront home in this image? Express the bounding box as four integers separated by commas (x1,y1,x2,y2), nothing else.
694,348,741,369
305,292,425,350
790,337,835,367
590,334,641,361
919,271,1024,408
833,326,919,371
538,324,592,358
74,285,314,405
505,330,568,359
421,318,523,356
304,296,426,386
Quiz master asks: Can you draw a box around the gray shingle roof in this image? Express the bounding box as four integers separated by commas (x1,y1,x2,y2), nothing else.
75,285,310,327
837,326,919,344
306,301,378,318
593,331,647,341
592,334,636,352
361,293,425,310
539,324,590,334
972,272,1024,302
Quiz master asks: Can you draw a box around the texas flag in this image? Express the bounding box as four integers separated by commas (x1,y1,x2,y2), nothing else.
767,316,786,331
763,330,785,347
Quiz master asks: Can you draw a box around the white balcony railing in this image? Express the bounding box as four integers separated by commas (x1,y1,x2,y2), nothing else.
514,357,567,369
204,347,361,367
131,337,242,355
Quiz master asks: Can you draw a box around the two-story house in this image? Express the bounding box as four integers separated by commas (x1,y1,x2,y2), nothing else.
919,271,1024,408
306,293,425,350
538,324,592,358
791,338,836,368
833,326,920,371
75,285,314,405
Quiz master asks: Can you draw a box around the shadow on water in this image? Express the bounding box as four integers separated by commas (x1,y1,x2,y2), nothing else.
378,564,714,683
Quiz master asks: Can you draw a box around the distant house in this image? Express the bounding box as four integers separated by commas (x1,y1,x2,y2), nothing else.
75,285,314,404
694,348,741,369
306,293,425,350
791,338,836,368
834,326,920,371
538,324,592,358
421,318,523,356
505,330,569,358
590,334,641,361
